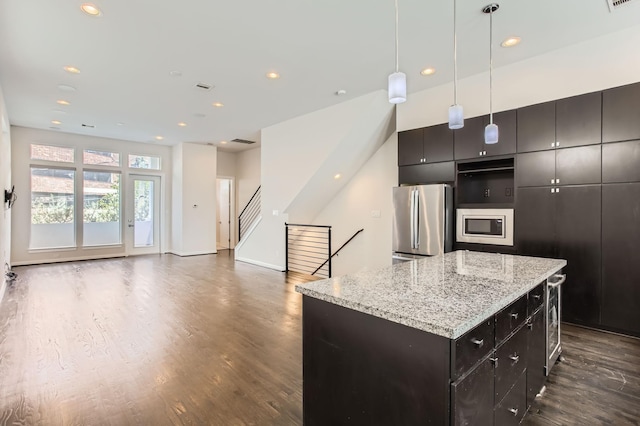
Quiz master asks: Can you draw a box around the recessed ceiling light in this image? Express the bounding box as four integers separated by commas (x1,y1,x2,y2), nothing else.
212,102,224,108
266,72,280,79
57,84,77,92
501,36,522,47
63,66,81,74
334,173,341,180
220,140,228,144
51,120,62,125
155,136,164,141
178,122,187,127
57,100,71,105
420,67,436,76
80,3,102,16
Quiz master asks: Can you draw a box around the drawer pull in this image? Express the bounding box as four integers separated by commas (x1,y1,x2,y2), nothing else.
527,322,533,330
471,338,484,348
533,294,541,300
508,408,519,416
509,354,520,363
490,357,498,367
510,312,519,320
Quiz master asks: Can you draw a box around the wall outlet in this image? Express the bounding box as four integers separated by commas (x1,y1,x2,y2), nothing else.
370,210,381,218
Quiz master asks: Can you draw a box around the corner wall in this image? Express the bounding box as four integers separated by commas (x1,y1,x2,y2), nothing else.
0,84,11,303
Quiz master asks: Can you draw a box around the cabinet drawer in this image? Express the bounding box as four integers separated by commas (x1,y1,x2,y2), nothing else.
495,325,527,405
495,295,527,344
452,317,495,379
495,370,527,426
527,282,544,316
451,355,495,426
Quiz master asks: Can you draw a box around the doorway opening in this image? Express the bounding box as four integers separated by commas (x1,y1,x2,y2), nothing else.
216,177,235,251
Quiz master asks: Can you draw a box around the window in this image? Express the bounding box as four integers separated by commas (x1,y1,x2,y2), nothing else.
128,154,161,170
83,171,121,246
30,144,75,163
83,150,120,167
30,167,76,249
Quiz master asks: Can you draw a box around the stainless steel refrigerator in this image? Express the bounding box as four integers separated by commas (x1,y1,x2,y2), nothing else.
392,184,453,262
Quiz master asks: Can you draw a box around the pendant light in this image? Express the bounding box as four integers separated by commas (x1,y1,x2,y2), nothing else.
388,0,407,104
448,0,464,129
483,3,499,144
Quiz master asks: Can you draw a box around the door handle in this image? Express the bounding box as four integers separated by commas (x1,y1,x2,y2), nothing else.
128,224,134,228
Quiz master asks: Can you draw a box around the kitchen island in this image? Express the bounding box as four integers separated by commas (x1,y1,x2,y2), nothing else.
295,250,566,425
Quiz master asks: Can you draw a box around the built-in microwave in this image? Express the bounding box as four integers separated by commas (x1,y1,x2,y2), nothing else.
456,208,514,246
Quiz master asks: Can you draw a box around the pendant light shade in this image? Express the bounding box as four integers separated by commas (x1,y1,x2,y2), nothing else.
389,72,407,104
388,0,406,104
448,104,464,129
485,123,499,144
449,0,464,129
483,3,499,145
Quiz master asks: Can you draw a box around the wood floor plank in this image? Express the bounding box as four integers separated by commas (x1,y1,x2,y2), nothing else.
0,253,638,425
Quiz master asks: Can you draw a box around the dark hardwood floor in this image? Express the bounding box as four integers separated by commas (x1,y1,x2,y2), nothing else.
0,253,638,425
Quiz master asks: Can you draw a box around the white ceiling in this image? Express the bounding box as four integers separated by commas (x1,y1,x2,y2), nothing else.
1,0,639,152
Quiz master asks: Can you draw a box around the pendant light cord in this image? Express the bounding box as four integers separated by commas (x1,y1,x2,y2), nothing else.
489,6,494,125
453,0,458,104
395,0,399,73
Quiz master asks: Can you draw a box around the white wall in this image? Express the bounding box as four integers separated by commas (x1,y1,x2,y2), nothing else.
217,151,237,177
313,133,398,277
235,90,394,271
10,126,172,265
236,147,261,214
399,24,640,132
0,84,11,302
171,142,217,256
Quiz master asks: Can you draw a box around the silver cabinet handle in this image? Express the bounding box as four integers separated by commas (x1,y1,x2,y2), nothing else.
550,142,555,148
509,408,519,416
510,312,519,320
128,224,134,228
490,357,498,367
509,354,520,363
548,273,567,288
471,338,484,348
533,294,541,300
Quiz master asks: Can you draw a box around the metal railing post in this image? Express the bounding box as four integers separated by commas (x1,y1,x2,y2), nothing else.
285,223,289,273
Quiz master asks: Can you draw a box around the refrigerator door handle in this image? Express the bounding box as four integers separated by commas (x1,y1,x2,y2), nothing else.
410,189,416,249
414,190,420,248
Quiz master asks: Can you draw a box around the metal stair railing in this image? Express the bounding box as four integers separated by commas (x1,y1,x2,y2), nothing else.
238,186,261,241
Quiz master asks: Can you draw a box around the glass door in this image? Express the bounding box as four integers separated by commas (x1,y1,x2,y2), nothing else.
127,175,161,255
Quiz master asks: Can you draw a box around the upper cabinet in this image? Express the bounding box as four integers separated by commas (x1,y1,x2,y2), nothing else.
603,82,640,143
517,102,556,153
454,111,516,160
398,124,453,166
556,92,602,148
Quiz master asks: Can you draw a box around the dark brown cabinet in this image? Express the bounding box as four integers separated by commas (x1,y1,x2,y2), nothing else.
601,183,640,336
516,146,601,188
494,371,527,426
602,140,640,183
517,102,556,153
451,356,495,426
398,161,455,185
454,111,516,160
556,92,602,148
398,124,453,166
602,82,640,143
526,308,545,407
515,185,602,326
495,325,527,402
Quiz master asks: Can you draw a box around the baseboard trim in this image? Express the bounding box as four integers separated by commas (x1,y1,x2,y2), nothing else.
235,256,285,272
11,253,127,266
167,251,217,257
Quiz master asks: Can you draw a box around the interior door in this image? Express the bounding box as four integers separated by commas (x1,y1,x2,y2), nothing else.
216,178,231,250
127,175,161,255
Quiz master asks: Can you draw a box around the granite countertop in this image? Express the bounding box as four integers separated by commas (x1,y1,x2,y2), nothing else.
295,250,566,339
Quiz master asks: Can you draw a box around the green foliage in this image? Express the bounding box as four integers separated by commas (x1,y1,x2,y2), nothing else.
31,195,74,224
83,185,120,223
134,180,152,221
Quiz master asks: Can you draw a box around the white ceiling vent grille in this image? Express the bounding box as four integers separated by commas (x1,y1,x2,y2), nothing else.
231,138,256,144
195,82,213,91
607,0,636,12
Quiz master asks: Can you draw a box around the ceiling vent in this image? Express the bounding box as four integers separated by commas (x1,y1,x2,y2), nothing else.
607,0,635,11
195,82,213,91
231,138,256,144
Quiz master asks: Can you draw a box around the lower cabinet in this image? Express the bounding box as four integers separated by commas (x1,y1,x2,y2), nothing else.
452,355,495,426
495,371,527,426
526,307,546,406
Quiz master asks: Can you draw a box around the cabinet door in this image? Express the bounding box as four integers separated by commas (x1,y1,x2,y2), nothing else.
556,185,601,326
398,161,455,186
556,92,602,148
602,82,640,143
454,116,485,160
515,187,555,257
484,110,517,157
602,140,640,183
602,183,640,335
526,308,546,408
424,124,454,163
494,371,527,426
451,355,494,426
398,128,424,166
555,145,602,185
516,151,555,187
517,102,556,153
494,325,527,403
